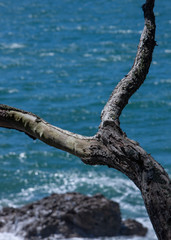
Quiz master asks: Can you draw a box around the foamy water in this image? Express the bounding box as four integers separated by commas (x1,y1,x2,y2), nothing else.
0,167,157,239
0,229,157,240
0,233,23,240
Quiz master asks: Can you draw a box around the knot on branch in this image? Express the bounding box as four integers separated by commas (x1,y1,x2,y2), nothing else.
0,109,8,118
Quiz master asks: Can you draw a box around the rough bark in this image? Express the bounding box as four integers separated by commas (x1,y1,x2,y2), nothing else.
0,0,170,239
101,0,156,125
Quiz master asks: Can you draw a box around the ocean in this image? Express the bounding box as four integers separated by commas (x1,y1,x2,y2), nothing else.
0,0,170,239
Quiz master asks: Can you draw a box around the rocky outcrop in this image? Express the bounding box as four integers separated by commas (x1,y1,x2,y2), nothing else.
120,219,148,236
0,192,147,239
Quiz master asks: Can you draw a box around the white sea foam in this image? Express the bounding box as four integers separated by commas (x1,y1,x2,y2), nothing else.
0,170,141,206
0,170,157,239
165,49,171,53
1,43,25,49
18,152,27,163
152,61,158,65
83,53,92,58
114,29,134,34
8,89,19,94
40,52,55,57
0,232,156,240
0,87,18,94
42,236,156,240
154,78,171,85
0,233,23,240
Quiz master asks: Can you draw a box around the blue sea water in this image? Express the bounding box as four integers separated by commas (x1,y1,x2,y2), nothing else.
0,0,171,239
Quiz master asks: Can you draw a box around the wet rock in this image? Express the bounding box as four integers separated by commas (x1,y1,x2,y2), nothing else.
0,192,147,239
120,219,148,236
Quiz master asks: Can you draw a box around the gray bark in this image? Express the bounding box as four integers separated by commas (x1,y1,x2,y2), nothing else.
0,0,170,239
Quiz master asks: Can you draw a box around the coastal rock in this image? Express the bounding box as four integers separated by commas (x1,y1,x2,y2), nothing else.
120,219,148,236
0,192,147,239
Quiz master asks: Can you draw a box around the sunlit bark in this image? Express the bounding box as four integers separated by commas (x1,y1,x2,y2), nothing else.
0,0,170,239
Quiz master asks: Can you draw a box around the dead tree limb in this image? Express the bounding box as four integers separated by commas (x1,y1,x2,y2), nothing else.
0,0,170,239
101,0,156,125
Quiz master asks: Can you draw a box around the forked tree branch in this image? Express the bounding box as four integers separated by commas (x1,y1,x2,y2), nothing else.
0,1,171,239
0,0,156,152
101,0,156,125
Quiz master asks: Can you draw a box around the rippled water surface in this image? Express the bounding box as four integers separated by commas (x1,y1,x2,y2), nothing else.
0,0,171,239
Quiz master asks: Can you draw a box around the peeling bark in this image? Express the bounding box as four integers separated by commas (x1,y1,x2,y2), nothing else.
0,104,97,158
0,0,170,239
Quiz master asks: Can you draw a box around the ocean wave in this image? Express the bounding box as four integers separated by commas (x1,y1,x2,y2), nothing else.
40,52,55,57
0,167,157,238
0,87,19,94
0,232,156,240
165,49,171,53
0,43,25,50
154,78,171,84
0,170,143,213
0,233,23,240
114,29,134,34
96,55,122,63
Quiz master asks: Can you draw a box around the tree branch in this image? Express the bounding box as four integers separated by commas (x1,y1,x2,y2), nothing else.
101,0,156,126
0,1,171,239
0,104,96,159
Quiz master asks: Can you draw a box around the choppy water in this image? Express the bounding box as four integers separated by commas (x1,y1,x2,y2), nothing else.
0,0,171,239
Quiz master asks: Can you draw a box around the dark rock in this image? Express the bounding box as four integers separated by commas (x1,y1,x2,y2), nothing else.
120,219,148,236
0,192,147,239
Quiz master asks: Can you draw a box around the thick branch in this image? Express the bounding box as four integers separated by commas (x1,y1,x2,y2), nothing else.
95,123,171,240
0,1,170,239
101,0,156,125
0,104,97,159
